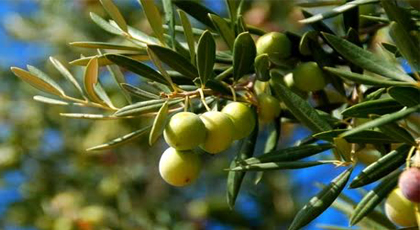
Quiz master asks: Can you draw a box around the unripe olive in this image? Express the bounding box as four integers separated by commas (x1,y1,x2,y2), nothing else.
283,73,309,99
256,32,292,59
222,102,255,140
398,167,420,203
257,93,281,123
292,62,327,92
385,188,417,227
164,112,206,150
159,147,201,186
199,111,235,154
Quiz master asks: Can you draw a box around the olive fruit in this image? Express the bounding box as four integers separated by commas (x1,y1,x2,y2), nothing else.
283,73,309,99
222,102,255,140
163,112,206,150
199,111,235,154
159,147,201,186
398,167,420,203
256,32,292,59
292,62,327,92
385,188,417,227
257,93,281,123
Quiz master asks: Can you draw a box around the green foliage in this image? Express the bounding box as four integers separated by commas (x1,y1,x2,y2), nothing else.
6,0,420,229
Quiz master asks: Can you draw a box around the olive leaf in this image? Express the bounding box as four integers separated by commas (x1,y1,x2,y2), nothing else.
349,144,411,188
288,167,353,230
233,32,256,82
70,53,149,66
313,129,397,144
162,0,175,49
230,161,331,172
114,98,182,117
227,112,258,209
209,13,235,50
341,98,404,118
242,144,333,165
87,126,151,151
138,0,165,45
178,9,196,65
149,101,169,146
173,0,216,29
83,57,104,104
105,54,168,85
372,115,416,146
49,57,85,99
270,79,332,133
70,41,143,51
388,86,420,107
322,33,413,82
33,95,69,106
11,66,65,97
196,30,216,86
90,12,122,36
99,0,128,32
121,83,160,100
147,45,198,80
350,170,401,226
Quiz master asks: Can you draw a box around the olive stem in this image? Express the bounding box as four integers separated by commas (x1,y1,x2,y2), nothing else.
406,146,417,169
199,88,211,111
229,85,237,102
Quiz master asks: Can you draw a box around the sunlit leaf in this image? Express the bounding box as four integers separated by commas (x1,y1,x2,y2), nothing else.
138,0,165,45
87,126,151,151
99,0,128,32
178,9,196,65
83,57,104,104
149,101,169,145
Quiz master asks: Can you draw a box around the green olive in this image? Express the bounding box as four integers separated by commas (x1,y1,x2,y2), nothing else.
283,73,309,99
257,93,281,123
199,111,235,154
384,188,417,227
159,147,201,186
222,102,255,140
256,32,292,59
164,112,206,150
292,62,327,92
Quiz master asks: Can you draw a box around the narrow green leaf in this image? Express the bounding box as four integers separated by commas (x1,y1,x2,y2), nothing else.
288,167,353,230
149,101,169,145
60,113,133,120
301,10,334,34
105,54,168,85
342,98,404,118
33,95,69,106
299,0,379,24
196,30,216,86
350,144,411,188
146,46,174,90
388,86,420,107
322,33,413,82
94,83,115,109
173,0,216,29
99,0,128,32
121,83,160,100
263,118,281,153
11,66,64,97
389,22,420,72
350,170,401,226
87,126,151,151
371,115,416,146
138,0,165,45
178,10,196,65
243,144,333,165
162,0,175,49
227,111,258,209
226,0,237,27
147,45,198,79
365,88,386,101
83,58,103,104
324,67,415,87
340,105,420,138
233,32,256,82
209,13,235,50
270,79,332,133
313,129,397,144
90,12,122,35
70,53,149,66
106,65,132,104
114,98,182,117
230,161,330,172
70,41,143,51
49,57,85,98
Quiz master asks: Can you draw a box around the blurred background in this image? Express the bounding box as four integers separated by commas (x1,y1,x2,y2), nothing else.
0,0,388,229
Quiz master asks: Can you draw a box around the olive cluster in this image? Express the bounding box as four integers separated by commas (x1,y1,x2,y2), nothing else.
384,149,420,227
159,102,258,187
